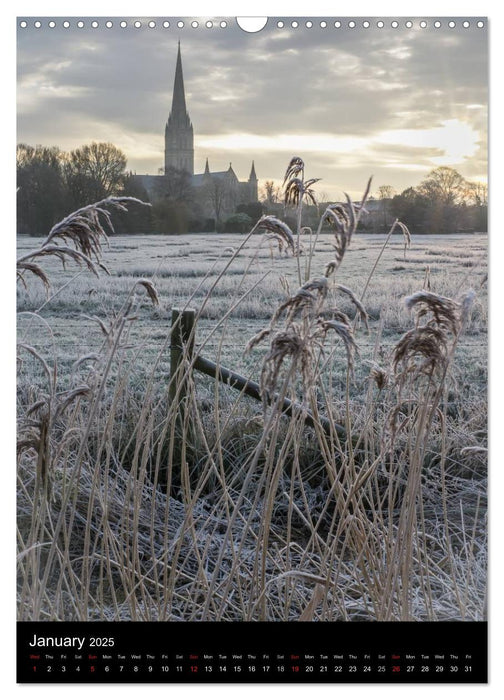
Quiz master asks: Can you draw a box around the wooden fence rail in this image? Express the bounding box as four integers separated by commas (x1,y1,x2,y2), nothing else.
170,308,347,440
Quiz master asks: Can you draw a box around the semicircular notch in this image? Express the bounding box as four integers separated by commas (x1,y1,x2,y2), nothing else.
236,17,268,33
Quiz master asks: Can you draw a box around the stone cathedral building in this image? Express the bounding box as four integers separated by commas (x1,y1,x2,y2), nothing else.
136,43,258,221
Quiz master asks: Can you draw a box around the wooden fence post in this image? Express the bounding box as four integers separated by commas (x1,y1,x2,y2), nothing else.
168,308,196,491
169,308,196,405
167,306,349,492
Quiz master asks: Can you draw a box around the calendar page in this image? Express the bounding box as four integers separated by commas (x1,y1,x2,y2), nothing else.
16,15,488,683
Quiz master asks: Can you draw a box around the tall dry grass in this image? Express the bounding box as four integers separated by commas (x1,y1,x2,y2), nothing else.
16,162,486,622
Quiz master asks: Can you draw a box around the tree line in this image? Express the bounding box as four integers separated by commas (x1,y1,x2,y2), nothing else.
17,142,265,235
15,143,197,234
259,167,487,235
17,142,129,234
17,141,487,236
387,167,487,234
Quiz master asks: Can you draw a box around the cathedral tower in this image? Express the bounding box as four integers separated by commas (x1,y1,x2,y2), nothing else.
164,42,194,175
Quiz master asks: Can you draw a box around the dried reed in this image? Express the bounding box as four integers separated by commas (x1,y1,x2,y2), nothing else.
17,196,149,292
16,163,486,624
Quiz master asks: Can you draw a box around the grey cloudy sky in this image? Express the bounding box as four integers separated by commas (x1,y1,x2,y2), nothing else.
17,17,487,199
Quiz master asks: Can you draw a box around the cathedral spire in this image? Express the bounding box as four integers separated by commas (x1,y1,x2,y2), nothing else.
171,40,188,122
248,160,258,201
165,42,194,175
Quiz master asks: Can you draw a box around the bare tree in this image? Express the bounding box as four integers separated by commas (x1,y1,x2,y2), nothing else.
464,181,488,207
377,185,396,200
377,185,396,227
260,180,282,207
418,167,466,205
203,177,231,226
64,142,127,207
17,144,67,234
156,166,194,203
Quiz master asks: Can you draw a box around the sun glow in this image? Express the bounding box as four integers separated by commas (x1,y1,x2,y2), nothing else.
197,133,368,154
376,119,480,166
197,118,480,171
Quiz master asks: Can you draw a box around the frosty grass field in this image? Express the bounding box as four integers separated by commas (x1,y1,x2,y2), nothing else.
17,231,487,389
16,228,488,622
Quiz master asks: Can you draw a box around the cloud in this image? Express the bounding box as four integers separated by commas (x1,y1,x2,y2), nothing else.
17,20,488,196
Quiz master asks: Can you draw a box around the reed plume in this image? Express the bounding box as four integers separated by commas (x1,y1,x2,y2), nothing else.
16,196,149,292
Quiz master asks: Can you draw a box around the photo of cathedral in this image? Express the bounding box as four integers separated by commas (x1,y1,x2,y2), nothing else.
16,19,488,682
135,43,258,222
